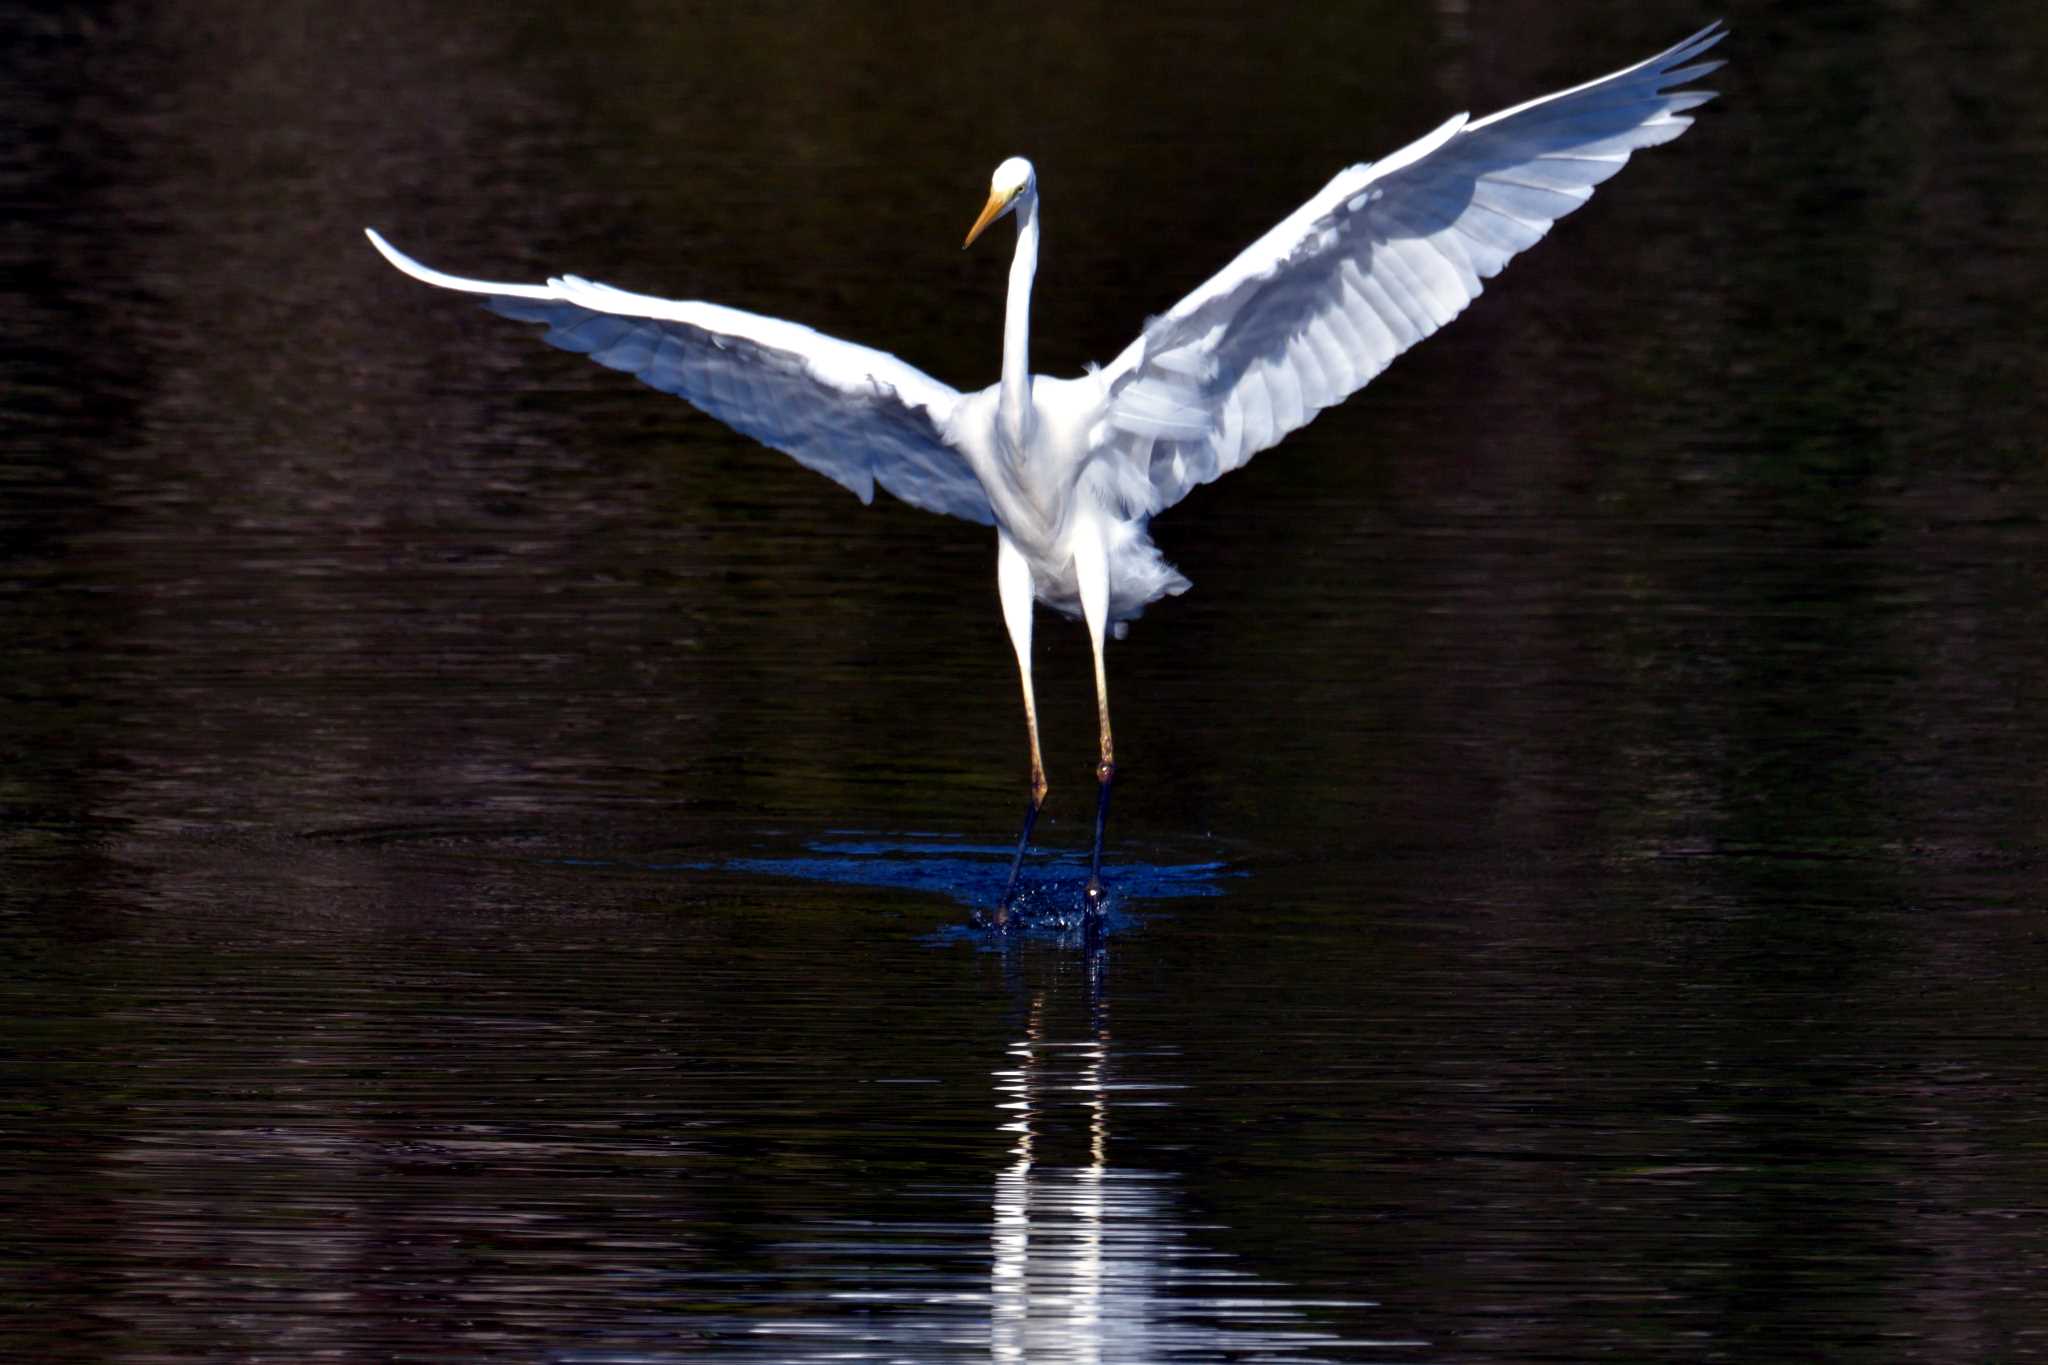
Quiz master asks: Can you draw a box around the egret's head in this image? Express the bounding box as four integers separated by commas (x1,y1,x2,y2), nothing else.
963,157,1036,249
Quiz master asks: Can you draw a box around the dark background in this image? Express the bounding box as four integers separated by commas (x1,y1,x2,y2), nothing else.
5,2,2046,1359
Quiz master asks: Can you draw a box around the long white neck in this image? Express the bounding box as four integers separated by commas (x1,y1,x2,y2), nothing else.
1000,191,1039,450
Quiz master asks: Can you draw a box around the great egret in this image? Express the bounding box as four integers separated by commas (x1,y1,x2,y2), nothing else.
367,22,1723,924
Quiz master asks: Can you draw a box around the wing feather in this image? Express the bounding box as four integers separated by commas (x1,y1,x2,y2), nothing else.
365,230,994,526
1097,21,1725,512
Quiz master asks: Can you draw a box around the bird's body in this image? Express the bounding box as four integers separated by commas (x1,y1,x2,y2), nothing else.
951,372,1191,627
367,23,1725,923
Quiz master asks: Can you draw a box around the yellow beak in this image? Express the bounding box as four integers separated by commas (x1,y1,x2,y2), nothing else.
963,189,1011,249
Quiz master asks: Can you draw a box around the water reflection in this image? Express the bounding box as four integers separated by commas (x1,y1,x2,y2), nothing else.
718,956,1402,1363
984,967,1400,1363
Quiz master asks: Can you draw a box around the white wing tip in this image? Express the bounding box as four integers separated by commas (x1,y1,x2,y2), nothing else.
363,228,556,300
363,225,415,275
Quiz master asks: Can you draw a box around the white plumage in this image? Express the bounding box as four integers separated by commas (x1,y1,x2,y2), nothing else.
367,22,1725,920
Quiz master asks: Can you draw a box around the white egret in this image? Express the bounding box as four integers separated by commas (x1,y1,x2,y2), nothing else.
367,23,1724,924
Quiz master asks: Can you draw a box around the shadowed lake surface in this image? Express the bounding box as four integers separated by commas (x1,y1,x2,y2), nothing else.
7,1,2048,1359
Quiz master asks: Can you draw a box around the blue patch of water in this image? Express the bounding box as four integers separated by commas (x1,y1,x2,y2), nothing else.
559,835,1236,942
725,835,1236,941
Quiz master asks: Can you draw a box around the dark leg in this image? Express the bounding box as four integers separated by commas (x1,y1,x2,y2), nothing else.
987,795,1043,929
1084,760,1114,911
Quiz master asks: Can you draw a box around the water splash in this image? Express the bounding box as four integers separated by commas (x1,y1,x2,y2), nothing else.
725,835,1237,940
557,835,1236,942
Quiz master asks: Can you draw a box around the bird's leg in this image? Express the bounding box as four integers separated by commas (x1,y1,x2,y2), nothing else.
1084,635,1115,913
993,681,1047,925
1073,530,1115,915
989,536,1044,928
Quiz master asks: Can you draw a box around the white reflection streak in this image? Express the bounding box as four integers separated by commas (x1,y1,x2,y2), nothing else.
991,997,1112,1364
983,992,1389,1364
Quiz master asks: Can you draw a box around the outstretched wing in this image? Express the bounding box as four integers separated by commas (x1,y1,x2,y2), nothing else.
365,230,994,525
1096,21,1725,513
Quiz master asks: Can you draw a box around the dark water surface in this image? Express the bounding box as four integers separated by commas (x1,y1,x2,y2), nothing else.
8,2,2048,1359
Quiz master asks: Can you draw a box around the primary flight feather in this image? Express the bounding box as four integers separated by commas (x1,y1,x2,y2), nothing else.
367,21,1725,924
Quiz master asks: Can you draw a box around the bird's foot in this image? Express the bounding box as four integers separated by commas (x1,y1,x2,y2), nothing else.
973,903,1012,934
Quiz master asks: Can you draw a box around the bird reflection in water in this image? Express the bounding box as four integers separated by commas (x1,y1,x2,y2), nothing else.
986,962,1404,1362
